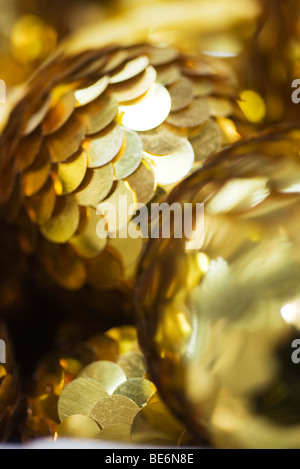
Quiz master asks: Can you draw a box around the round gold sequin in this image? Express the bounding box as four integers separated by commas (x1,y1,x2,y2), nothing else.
167,97,210,128
110,66,157,103
86,250,123,291
23,95,51,137
70,207,107,259
75,164,114,207
31,394,59,423
57,414,100,439
25,178,56,224
120,84,171,131
101,50,128,74
40,196,80,243
144,139,194,186
131,402,185,445
147,46,180,66
156,65,181,87
114,378,157,407
17,128,42,172
208,96,234,117
126,161,156,205
109,228,144,278
190,119,223,163
75,76,109,107
41,243,86,290
140,126,186,156
79,361,127,394
90,395,139,428
117,352,147,379
58,377,108,421
47,116,85,163
110,55,150,84
78,94,118,135
168,77,194,112
55,150,88,195
105,326,138,355
43,91,76,136
114,128,143,180
85,124,124,168
22,146,51,197
97,181,135,235
96,424,132,443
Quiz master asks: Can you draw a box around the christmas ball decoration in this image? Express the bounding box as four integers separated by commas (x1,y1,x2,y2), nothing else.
0,42,249,294
0,323,19,442
136,127,300,449
26,325,190,445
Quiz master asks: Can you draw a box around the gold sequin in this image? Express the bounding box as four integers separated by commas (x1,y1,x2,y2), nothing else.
40,196,80,243
120,83,171,131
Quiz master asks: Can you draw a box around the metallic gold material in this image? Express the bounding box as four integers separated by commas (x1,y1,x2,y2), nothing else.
75,164,114,207
113,378,157,407
25,178,56,224
55,150,88,195
131,402,185,445
96,424,132,443
144,140,194,186
114,128,143,180
117,352,147,379
78,94,118,135
57,415,100,439
22,145,51,197
110,55,149,84
90,396,139,427
79,361,127,394
17,128,42,172
47,116,85,163
110,66,157,103
40,196,80,243
75,76,109,107
167,97,210,128
43,91,76,136
70,207,107,259
28,325,184,445
136,128,300,449
0,42,248,294
85,124,124,168
126,161,156,205
58,377,108,421
120,84,172,131
140,127,185,156
169,77,194,112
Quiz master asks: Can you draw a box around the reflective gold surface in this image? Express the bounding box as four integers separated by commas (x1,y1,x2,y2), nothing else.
136,128,300,449
0,42,249,293
27,325,190,446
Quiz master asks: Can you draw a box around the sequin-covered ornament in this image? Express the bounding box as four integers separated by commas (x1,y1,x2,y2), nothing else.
26,325,191,446
136,127,300,449
0,43,249,294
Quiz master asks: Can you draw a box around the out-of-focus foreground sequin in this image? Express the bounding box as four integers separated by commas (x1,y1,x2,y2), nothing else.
26,325,193,446
0,43,250,294
136,127,300,449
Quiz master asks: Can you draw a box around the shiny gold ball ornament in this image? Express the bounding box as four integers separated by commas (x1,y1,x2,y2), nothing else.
0,43,248,293
26,325,188,445
136,127,300,449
